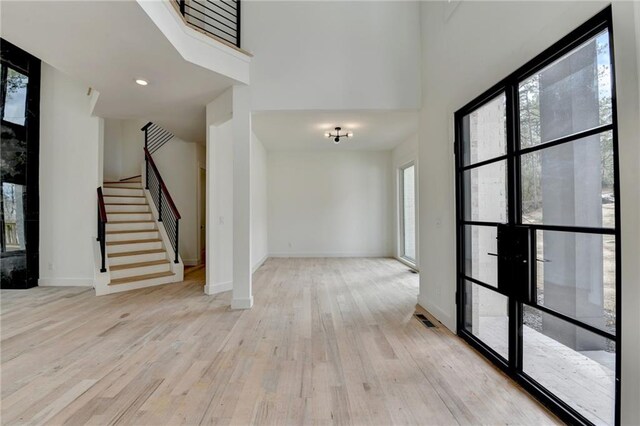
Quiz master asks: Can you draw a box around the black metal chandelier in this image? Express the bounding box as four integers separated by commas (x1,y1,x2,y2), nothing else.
324,127,353,144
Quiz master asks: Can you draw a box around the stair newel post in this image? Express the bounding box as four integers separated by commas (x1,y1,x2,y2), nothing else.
145,156,149,190
174,219,179,263
179,0,185,16
158,185,163,222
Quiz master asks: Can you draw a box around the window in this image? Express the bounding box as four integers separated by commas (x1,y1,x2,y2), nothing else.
399,163,416,263
1,65,28,126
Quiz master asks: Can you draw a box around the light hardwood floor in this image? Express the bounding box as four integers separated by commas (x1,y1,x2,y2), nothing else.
1,258,560,425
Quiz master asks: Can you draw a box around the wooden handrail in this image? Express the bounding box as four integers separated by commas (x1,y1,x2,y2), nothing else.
143,148,181,220
97,187,108,223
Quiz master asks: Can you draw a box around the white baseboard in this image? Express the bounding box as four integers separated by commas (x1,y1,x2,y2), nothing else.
252,254,268,273
205,280,232,295
39,278,93,287
417,293,456,332
268,252,393,258
231,296,253,309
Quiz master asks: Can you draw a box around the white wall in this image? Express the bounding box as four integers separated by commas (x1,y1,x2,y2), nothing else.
208,120,234,287
392,134,419,264
417,2,640,424
103,118,145,180
243,1,421,112
251,131,268,270
39,63,102,286
268,151,393,257
152,137,201,265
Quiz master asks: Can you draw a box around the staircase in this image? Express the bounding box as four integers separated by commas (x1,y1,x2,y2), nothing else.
95,177,183,295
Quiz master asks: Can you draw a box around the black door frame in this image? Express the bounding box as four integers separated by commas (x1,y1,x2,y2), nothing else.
1,39,41,289
454,7,621,426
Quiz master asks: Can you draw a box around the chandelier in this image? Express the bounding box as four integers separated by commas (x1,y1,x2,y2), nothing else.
324,127,353,144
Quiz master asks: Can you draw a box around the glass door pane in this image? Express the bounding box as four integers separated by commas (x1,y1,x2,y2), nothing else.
458,90,510,361
464,280,509,359
523,305,615,426
516,24,617,426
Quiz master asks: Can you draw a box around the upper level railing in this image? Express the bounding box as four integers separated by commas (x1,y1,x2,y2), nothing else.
174,0,241,48
142,122,174,155
96,187,108,273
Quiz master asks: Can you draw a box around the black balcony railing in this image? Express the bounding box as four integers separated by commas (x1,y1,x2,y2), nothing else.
175,0,240,48
142,122,174,155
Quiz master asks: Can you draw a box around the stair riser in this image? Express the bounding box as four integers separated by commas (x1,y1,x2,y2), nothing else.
106,231,159,242
107,241,163,254
110,263,171,280
106,205,150,213
106,222,156,232
107,213,153,221
103,188,144,197
103,196,147,205
108,252,167,266
99,274,177,295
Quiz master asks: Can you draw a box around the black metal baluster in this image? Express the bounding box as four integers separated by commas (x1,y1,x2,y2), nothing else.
174,218,179,263
158,185,163,222
96,202,100,242
100,221,106,273
236,0,241,47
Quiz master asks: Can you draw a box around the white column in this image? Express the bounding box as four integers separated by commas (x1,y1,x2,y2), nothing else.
231,85,253,309
204,89,232,296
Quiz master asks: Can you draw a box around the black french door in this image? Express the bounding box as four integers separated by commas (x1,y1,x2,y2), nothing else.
455,8,619,426
0,40,40,289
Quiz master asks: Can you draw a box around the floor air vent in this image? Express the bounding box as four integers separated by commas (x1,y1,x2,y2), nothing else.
415,313,436,328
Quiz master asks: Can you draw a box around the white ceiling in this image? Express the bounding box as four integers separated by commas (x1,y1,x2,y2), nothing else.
0,1,235,142
252,110,419,151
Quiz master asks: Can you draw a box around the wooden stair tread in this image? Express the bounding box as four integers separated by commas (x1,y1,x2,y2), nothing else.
109,271,174,286
106,229,157,235
107,212,152,215
108,220,155,224
110,259,169,271
106,238,162,246
104,181,142,184
105,203,149,206
108,249,166,257
104,195,145,198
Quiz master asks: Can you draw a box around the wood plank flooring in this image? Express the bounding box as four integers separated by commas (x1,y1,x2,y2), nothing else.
1,258,560,425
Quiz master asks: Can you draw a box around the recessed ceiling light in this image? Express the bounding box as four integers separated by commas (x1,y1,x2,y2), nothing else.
135,79,148,86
